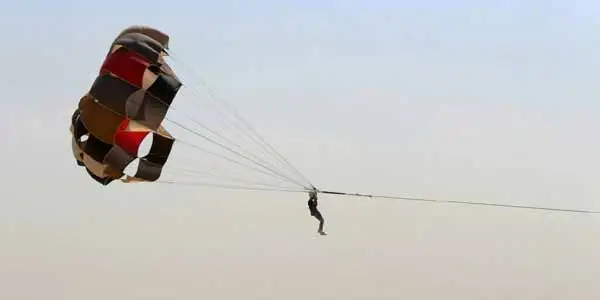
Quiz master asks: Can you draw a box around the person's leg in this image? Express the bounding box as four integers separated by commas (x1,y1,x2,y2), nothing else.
318,218,324,233
310,210,326,235
314,211,325,233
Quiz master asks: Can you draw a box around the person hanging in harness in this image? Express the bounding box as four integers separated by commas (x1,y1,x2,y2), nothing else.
308,187,327,235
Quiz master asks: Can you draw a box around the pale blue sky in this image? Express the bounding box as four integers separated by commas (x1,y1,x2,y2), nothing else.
2,1,600,299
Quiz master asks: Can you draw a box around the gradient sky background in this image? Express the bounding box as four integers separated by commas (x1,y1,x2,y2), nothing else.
2,0,600,299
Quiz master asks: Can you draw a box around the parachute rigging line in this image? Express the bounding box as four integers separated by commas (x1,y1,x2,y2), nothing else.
172,114,305,188
171,138,306,188
165,50,314,188
166,117,308,189
165,166,301,190
161,77,312,189
153,93,310,189
156,180,307,193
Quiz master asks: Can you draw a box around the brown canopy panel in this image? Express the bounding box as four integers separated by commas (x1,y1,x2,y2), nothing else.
70,25,181,185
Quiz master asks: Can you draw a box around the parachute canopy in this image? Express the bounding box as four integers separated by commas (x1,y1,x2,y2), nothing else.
70,25,182,185
70,26,314,193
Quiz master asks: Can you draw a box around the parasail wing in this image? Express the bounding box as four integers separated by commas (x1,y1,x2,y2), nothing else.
70,26,181,185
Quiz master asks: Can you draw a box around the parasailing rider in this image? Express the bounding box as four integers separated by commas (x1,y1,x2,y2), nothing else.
308,187,327,235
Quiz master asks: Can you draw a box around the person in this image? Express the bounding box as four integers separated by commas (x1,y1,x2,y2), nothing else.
308,187,327,235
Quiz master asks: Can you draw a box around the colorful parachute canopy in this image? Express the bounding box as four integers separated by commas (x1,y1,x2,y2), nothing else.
70,26,181,185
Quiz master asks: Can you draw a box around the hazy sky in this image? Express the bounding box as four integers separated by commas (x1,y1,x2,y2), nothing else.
2,1,600,299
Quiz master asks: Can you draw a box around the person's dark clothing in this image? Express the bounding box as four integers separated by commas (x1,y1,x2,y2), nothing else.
308,191,325,235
